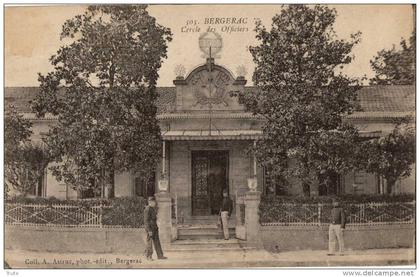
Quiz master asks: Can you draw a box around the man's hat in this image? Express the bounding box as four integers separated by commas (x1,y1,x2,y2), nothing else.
223,189,228,194
148,196,156,202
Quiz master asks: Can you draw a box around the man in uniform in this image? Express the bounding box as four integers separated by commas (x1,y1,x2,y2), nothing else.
219,189,233,240
328,200,346,256
144,196,167,261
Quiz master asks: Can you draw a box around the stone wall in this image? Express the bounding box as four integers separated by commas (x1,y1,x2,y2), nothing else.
5,225,147,254
5,222,414,253
261,223,414,252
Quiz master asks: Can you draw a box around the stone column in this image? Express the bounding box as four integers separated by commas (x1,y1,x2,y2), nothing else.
155,192,172,246
244,191,262,247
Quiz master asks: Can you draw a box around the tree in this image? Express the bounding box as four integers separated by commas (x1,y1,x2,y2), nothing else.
5,105,32,195
5,105,49,196
370,32,415,85
237,5,362,195
5,104,32,146
363,117,415,194
5,143,50,196
31,5,172,197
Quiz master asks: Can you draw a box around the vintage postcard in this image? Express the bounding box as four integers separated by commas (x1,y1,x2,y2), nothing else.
3,2,416,271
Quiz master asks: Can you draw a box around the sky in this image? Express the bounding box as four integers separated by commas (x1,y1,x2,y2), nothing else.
4,4,414,87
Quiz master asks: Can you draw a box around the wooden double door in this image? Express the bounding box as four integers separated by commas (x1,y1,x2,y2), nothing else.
191,150,229,216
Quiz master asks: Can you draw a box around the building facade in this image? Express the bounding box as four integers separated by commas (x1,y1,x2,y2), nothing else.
5,59,415,222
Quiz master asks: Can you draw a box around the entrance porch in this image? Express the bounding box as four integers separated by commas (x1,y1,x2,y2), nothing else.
160,138,262,224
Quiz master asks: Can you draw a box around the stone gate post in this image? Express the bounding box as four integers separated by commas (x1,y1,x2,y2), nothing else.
155,192,172,246
245,191,262,247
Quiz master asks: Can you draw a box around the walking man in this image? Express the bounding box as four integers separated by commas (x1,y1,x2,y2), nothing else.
328,200,346,256
220,189,233,240
144,196,167,261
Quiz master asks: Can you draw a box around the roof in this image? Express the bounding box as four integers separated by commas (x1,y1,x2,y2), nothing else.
4,86,176,114
356,85,414,112
4,85,415,118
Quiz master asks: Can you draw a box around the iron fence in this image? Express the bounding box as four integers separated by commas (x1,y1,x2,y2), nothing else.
5,203,104,227
5,202,143,228
6,200,415,228
260,201,415,226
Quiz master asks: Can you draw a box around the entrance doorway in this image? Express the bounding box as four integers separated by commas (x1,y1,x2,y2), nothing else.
191,150,229,216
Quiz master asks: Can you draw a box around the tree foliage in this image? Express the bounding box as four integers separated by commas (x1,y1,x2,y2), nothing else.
5,143,50,196
237,5,362,195
5,105,32,153
362,117,415,194
370,32,415,85
5,106,49,195
31,5,172,195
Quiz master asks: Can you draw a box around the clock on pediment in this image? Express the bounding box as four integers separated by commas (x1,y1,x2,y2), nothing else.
190,68,232,107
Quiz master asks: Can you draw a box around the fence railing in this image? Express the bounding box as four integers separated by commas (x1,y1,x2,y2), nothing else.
260,201,415,226
5,202,143,228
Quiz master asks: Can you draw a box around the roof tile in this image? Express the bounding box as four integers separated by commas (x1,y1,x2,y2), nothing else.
4,85,415,116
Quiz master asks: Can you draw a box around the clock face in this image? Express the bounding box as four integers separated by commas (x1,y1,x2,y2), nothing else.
198,32,223,58
190,69,231,107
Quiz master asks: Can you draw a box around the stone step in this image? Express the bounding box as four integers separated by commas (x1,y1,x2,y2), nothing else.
165,246,256,253
180,216,237,226
177,224,236,229
164,247,257,253
178,226,235,234
167,238,252,252
172,238,241,245
178,233,235,240
177,225,236,240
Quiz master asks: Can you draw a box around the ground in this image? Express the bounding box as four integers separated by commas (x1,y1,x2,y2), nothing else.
5,248,415,268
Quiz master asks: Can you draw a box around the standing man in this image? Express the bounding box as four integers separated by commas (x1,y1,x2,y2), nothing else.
144,196,167,261
328,200,346,256
220,189,233,240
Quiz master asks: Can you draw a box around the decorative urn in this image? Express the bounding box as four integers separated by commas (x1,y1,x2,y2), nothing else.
247,177,258,192
158,178,169,192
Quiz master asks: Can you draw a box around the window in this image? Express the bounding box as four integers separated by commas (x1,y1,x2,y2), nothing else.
79,178,102,199
351,171,367,194
134,172,156,197
28,170,45,197
318,170,341,196
79,170,114,199
263,167,288,196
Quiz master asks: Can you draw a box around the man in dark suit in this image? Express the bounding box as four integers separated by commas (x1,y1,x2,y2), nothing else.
327,200,346,256
144,196,167,261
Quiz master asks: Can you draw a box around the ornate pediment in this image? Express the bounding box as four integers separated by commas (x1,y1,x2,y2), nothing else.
174,63,246,112
189,67,232,107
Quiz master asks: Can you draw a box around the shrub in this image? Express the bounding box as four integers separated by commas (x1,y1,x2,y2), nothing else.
102,197,147,228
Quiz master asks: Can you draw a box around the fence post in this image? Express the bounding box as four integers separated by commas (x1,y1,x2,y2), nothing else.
318,203,322,226
156,191,172,246
99,204,103,228
175,193,178,225
244,191,262,247
411,201,415,223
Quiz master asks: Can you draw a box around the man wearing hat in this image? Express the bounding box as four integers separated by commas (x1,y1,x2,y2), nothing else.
219,189,233,240
328,199,346,256
144,196,167,261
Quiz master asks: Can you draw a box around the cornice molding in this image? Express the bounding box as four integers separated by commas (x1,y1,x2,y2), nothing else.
17,111,414,123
